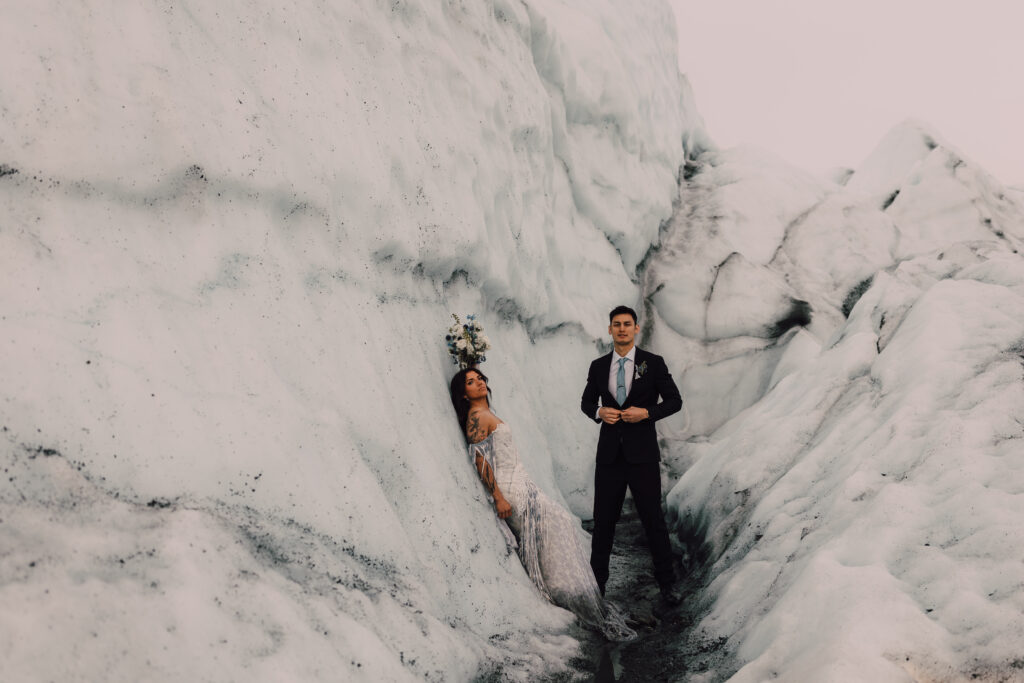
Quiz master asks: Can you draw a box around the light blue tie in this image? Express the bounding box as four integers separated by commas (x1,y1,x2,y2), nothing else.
616,357,627,406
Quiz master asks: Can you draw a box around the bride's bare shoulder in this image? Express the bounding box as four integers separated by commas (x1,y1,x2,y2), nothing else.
467,408,500,444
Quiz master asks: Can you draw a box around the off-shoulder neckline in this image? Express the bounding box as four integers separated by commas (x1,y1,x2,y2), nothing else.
469,421,507,445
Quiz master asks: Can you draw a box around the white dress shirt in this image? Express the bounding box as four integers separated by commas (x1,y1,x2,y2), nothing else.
595,346,636,418
608,346,636,398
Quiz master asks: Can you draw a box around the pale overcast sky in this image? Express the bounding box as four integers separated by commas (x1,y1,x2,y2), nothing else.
669,0,1024,186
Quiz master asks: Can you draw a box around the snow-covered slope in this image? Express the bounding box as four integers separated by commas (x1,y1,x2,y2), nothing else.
6,0,1024,680
646,121,1024,440
0,1,708,680
659,122,1024,681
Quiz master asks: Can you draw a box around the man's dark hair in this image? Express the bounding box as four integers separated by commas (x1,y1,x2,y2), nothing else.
608,305,638,324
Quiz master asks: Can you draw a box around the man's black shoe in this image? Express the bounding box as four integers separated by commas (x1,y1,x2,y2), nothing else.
659,584,684,607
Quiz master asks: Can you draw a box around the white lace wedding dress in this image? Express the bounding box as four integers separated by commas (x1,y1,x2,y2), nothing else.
470,423,636,642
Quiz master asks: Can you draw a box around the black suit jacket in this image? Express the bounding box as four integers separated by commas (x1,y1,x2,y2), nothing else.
580,347,682,464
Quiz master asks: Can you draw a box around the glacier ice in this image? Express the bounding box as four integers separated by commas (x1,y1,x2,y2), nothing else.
0,0,706,680
5,0,1024,680
659,123,1024,680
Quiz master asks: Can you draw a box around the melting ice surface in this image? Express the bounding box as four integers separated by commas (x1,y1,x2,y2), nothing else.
3,2,1024,683
2,1,703,680
657,124,1024,681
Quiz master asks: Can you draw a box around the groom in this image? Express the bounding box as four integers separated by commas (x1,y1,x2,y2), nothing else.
580,305,684,605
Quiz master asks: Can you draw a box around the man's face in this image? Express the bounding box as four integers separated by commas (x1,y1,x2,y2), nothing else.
608,313,637,347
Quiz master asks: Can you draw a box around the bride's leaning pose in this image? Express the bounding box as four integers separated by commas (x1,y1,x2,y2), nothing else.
449,366,637,642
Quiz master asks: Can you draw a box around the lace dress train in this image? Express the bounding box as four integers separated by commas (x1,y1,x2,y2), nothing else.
470,424,636,642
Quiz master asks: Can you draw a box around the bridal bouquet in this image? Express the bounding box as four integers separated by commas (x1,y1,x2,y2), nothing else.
446,313,491,369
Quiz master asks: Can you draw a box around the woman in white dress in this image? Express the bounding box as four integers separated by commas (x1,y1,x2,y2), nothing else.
449,367,636,642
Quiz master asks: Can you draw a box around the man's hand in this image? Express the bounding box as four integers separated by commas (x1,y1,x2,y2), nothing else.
598,407,622,424
495,496,512,519
620,406,649,423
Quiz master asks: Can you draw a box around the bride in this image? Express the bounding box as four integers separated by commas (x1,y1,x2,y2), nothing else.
449,366,636,642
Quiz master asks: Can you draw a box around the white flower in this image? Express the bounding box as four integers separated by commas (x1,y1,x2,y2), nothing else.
456,338,467,350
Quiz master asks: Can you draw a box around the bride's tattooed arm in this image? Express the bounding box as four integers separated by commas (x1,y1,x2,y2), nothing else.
467,412,486,444
474,454,498,495
474,454,512,519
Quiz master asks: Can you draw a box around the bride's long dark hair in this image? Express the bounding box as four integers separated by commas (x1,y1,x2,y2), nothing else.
449,367,491,442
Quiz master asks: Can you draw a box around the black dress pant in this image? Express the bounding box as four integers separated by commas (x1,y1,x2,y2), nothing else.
590,451,675,590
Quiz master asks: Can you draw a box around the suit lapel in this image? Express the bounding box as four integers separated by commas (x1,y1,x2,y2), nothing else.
626,347,646,402
599,352,616,405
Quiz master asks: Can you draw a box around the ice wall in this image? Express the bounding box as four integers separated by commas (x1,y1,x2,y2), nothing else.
0,1,707,680
659,122,1024,680
647,121,1024,438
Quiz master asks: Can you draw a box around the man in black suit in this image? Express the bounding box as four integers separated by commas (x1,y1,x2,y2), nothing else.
580,305,683,605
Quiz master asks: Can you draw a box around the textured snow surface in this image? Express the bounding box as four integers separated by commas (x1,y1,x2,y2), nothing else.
1,1,705,680
5,0,1024,681
660,123,1024,681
